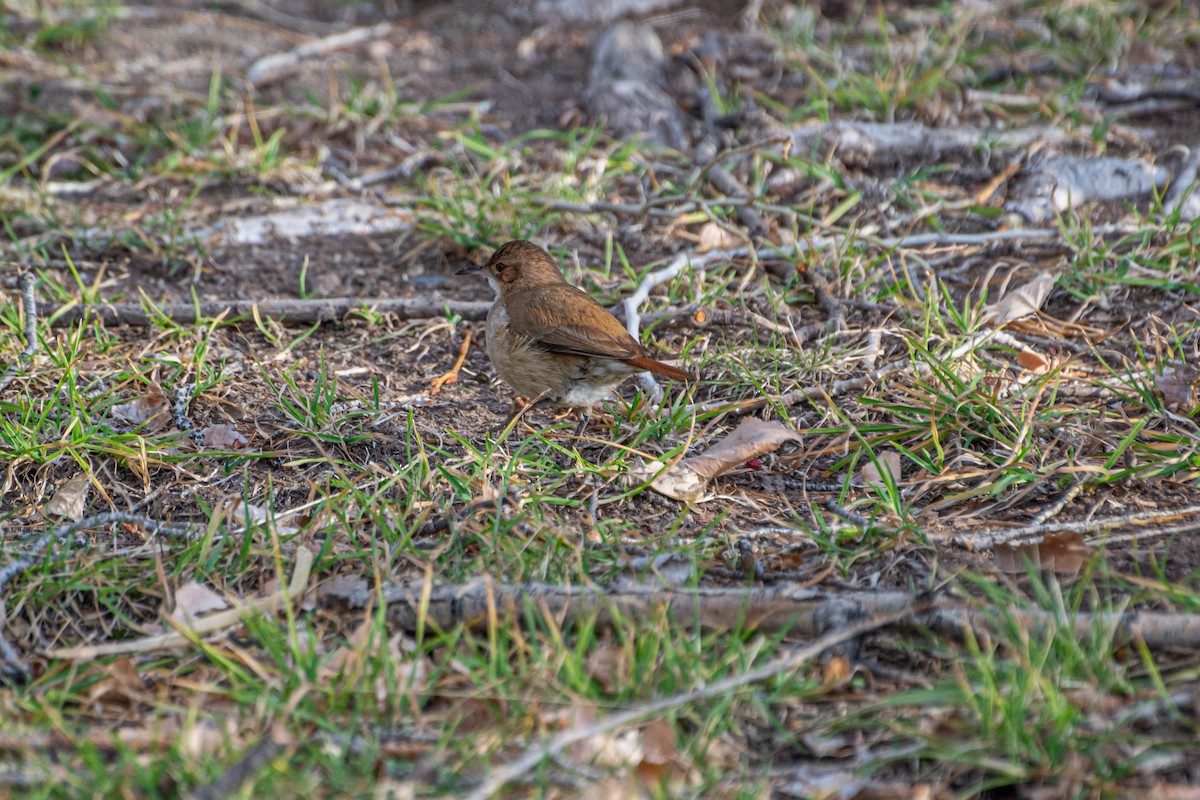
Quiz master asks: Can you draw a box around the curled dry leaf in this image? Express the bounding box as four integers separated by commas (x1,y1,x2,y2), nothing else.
861,451,902,490
179,720,227,757
226,500,307,535
994,531,1090,575
200,423,251,449
585,640,630,693
636,717,679,784
697,221,738,252
821,654,854,685
981,273,1057,325
111,390,171,432
631,418,800,502
1156,363,1200,411
86,657,149,708
1015,350,1052,373
169,581,229,626
45,473,90,521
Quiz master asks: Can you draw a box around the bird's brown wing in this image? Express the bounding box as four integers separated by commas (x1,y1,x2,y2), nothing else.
508,285,642,360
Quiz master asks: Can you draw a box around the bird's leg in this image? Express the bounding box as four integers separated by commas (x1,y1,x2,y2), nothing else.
495,390,551,439
572,406,592,437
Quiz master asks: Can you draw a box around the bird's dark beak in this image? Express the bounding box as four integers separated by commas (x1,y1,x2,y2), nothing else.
456,264,483,276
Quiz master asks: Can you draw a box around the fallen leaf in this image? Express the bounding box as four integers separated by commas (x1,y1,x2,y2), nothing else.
629,458,707,503
685,418,800,480
45,473,90,521
982,273,1057,325
201,424,251,449
1156,363,1200,411
226,500,305,535
179,720,226,757
632,418,800,503
636,717,678,784
994,532,1090,575
697,221,738,252
1016,350,1051,372
86,657,148,708
822,654,853,684
584,640,629,693
111,390,171,432
579,777,643,800
861,451,902,490
170,581,229,626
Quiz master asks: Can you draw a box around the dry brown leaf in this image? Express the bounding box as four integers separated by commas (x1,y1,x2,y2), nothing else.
632,418,800,502
861,451,902,490
994,532,1090,575
1016,350,1051,372
697,221,738,252
86,657,148,708
982,273,1057,325
45,473,90,521
565,702,642,768
169,581,229,626
227,500,304,535
584,640,629,692
111,390,171,432
686,418,800,479
822,654,853,684
201,424,251,449
178,720,227,757
1156,363,1200,411
636,717,678,784
578,777,644,800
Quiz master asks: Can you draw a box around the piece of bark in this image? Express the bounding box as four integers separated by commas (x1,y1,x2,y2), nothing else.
786,121,980,170
585,22,688,149
1163,144,1200,222
1007,155,1170,223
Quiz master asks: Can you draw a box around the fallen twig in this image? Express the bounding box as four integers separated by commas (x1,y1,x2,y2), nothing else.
946,503,1200,550
320,579,1200,650
246,22,393,86
805,266,846,333
45,297,491,327
623,251,723,400
171,383,202,447
705,166,768,237
0,273,38,394
1030,476,1089,526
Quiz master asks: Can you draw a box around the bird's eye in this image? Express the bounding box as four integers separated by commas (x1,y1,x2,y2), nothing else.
494,262,506,273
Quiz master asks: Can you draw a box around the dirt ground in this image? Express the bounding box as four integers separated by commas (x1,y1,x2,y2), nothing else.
5,0,1200,796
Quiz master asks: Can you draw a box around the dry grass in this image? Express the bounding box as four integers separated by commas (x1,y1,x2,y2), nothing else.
3,1,1200,797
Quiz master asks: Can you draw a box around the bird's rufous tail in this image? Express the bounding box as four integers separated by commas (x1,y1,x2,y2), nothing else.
623,356,694,382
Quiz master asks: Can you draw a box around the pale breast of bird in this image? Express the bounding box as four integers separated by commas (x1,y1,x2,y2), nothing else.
485,302,635,407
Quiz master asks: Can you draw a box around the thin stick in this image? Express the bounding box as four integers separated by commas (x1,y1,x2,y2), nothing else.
246,22,393,86
44,297,491,327
946,503,1200,550
0,273,39,393
1030,477,1088,526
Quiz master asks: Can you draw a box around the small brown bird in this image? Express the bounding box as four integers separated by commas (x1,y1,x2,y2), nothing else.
459,240,693,432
